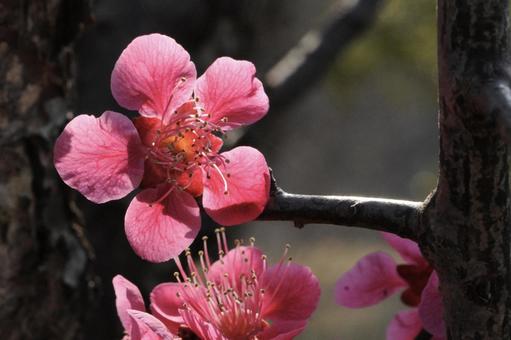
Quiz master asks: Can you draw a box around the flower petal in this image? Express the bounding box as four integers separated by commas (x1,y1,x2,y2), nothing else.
113,275,146,333
195,57,269,130
207,246,264,290
133,116,161,147
259,320,307,340
179,309,226,340
202,146,270,226
335,252,406,308
381,232,428,267
125,186,200,262
111,34,196,121
386,309,422,340
261,263,320,322
150,283,185,334
418,272,445,338
176,168,203,197
128,309,175,340
140,159,168,189
54,111,145,203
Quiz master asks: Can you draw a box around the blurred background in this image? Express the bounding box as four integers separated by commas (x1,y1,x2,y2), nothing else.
75,0,438,338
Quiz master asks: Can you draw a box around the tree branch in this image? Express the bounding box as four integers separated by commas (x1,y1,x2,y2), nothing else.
265,0,385,108
258,174,421,240
230,0,385,148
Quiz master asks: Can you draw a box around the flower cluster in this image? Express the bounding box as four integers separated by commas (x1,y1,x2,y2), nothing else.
113,229,321,339
54,34,270,262
335,232,445,340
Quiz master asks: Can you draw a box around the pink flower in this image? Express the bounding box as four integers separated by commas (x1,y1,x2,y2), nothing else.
54,34,270,262
113,229,321,339
335,232,446,340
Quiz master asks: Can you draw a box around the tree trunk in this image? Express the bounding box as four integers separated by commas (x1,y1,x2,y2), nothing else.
0,1,95,339
421,0,511,338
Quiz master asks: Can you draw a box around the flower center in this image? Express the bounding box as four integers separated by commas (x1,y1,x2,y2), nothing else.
136,99,231,196
171,229,289,339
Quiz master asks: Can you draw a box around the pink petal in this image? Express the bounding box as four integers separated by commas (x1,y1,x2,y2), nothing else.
381,232,428,267
261,263,320,322
176,168,203,198
111,34,196,122
133,116,161,147
195,57,269,130
202,146,270,226
418,272,445,338
127,309,174,340
113,275,146,333
179,309,226,340
54,111,145,203
125,186,200,262
259,320,307,340
150,283,185,334
386,309,422,340
207,246,264,290
335,252,406,308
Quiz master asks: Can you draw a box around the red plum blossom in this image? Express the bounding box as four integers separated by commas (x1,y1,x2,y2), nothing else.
54,34,270,262
113,230,321,339
335,232,445,340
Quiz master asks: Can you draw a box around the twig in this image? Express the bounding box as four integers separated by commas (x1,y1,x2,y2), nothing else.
258,172,421,240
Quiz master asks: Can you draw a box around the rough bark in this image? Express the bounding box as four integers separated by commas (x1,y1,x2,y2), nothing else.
0,1,95,339
420,0,511,338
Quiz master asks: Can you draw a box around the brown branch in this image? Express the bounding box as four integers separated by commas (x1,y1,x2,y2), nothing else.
258,173,421,240
265,0,385,108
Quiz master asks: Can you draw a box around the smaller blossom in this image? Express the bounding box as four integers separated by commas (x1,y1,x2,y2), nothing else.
113,229,321,340
335,232,445,340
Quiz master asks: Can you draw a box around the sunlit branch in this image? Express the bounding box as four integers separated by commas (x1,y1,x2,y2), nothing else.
230,0,386,148
265,0,385,108
258,173,421,240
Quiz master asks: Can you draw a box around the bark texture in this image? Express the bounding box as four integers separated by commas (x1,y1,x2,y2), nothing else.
0,1,95,339
420,0,511,338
